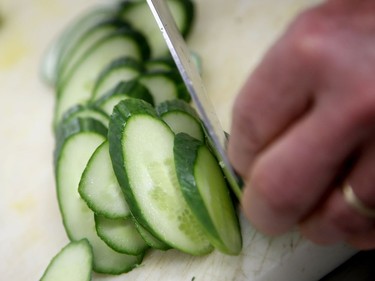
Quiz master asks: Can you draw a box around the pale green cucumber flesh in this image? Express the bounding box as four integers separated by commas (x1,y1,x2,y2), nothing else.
92,56,144,101
95,215,149,255
157,99,203,141
120,0,194,57
59,105,109,131
41,6,116,85
54,31,148,127
94,80,154,115
134,221,170,250
139,72,179,105
93,68,140,101
56,131,143,274
162,112,204,141
194,144,242,255
54,118,108,167
144,57,175,72
58,19,132,84
79,141,130,219
174,133,242,255
40,239,93,281
108,99,212,255
58,25,117,85
98,95,129,116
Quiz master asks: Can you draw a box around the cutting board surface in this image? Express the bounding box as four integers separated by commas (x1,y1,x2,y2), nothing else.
0,0,356,280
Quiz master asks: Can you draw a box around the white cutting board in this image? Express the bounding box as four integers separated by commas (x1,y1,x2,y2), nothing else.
0,0,356,280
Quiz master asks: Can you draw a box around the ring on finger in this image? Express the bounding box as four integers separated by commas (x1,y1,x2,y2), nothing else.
342,183,375,218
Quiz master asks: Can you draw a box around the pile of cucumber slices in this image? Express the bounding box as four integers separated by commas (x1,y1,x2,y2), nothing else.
40,0,242,279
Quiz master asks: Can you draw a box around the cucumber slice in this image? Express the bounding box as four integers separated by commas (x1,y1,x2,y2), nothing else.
95,215,149,255
108,98,213,255
144,57,176,72
92,57,144,101
157,99,204,141
94,80,154,115
54,118,108,165
54,29,150,128
55,118,144,274
134,221,170,250
59,105,110,131
139,70,188,105
41,5,116,86
40,239,93,281
174,133,242,255
58,19,132,85
119,0,194,57
79,141,130,219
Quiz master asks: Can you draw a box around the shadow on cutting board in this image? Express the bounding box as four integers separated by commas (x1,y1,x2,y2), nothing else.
319,250,375,281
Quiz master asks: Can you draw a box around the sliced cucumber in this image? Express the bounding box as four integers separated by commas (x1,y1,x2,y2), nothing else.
94,80,154,116
144,57,176,72
95,215,149,255
40,239,93,281
54,29,150,128
55,118,144,274
174,133,242,255
92,57,144,101
58,19,132,85
118,0,194,57
157,99,204,141
79,141,130,219
134,221,170,250
59,105,110,131
139,70,188,105
108,98,213,255
54,118,108,165
41,5,116,86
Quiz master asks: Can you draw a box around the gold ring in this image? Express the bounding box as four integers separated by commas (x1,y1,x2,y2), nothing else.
342,183,375,218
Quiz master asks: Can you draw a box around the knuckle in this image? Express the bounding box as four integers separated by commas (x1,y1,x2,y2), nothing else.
283,8,338,68
231,97,264,153
251,165,304,217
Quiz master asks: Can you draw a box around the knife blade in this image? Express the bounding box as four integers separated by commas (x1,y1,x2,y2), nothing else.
146,0,242,199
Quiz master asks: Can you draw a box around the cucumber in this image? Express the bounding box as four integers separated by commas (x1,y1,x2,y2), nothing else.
95,215,149,255
94,80,154,115
157,99,204,141
57,19,132,86
134,221,170,250
40,239,93,281
79,141,130,219
54,118,108,165
174,133,242,255
118,0,194,57
59,105,110,131
139,70,189,105
41,5,117,86
55,118,144,274
108,98,213,255
54,28,150,128
92,57,144,101
144,57,176,72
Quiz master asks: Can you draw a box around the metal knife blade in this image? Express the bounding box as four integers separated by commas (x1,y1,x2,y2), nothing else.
146,0,242,199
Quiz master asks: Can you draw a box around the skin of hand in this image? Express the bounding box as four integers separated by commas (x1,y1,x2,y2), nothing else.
228,0,375,250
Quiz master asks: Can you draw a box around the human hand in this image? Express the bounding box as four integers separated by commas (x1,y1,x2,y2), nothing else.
228,0,375,249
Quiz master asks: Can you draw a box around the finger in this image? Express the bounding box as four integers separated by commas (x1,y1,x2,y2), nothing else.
300,140,375,245
227,31,313,178
299,188,374,245
242,100,364,235
347,229,375,250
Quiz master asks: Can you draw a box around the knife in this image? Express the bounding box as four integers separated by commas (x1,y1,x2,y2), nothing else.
146,0,242,200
